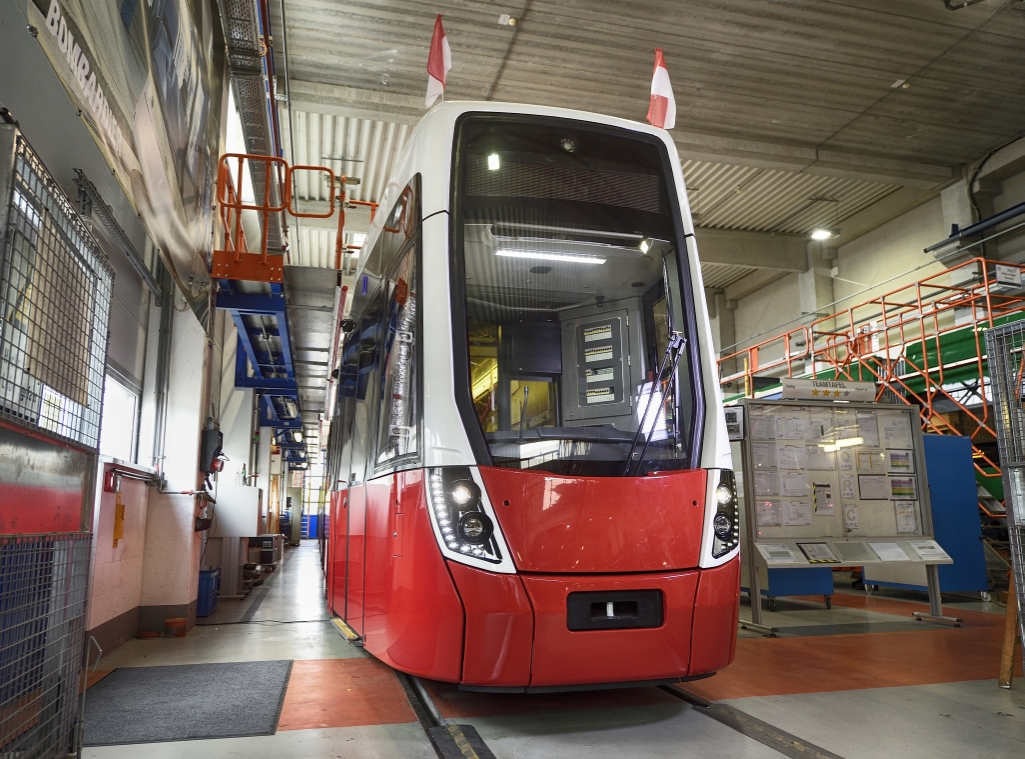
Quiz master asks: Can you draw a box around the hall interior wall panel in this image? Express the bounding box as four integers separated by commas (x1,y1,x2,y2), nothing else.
210,483,261,537
91,211,148,387
88,466,149,631
688,556,741,676
359,470,464,682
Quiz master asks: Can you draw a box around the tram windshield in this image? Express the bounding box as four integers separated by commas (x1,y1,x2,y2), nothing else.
453,115,701,477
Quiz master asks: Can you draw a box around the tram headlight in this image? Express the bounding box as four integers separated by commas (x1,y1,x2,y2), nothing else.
713,512,732,539
458,512,493,545
711,470,740,559
449,479,481,507
426,467,505,565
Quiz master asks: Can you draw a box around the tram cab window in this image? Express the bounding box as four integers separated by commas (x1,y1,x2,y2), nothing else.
454,117,700,477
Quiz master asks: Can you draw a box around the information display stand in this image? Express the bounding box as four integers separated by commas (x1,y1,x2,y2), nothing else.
736,396,959,634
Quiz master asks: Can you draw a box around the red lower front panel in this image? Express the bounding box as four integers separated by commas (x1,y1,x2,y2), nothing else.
689,556,742,675
330,468,740,687
521,571,700,687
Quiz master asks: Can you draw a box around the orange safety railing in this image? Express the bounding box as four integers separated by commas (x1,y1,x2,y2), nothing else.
213,153,379,283
719,257,1025,517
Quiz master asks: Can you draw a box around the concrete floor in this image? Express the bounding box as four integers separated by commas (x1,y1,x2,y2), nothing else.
84,542,1025,759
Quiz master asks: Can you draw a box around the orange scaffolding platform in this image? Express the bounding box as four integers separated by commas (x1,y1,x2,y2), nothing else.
718,257,1025,517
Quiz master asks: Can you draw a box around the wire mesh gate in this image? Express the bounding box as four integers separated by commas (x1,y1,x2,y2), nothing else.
0,127,113,451
983,322,1025,655
0,533,91,757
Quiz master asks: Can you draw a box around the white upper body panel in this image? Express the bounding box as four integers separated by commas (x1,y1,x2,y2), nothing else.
355,101,730,473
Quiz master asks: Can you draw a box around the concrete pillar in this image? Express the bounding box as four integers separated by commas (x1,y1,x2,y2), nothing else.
798,241,835,323
716,292,738,379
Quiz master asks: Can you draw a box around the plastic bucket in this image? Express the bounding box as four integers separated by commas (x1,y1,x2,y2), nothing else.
164,617,187,638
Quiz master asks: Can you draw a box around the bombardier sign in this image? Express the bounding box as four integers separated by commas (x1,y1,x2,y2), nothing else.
42,1,125,157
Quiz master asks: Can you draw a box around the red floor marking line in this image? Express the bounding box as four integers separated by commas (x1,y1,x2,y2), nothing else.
277,658,418,730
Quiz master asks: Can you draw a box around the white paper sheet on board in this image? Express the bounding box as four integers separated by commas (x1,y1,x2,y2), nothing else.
858,474,889,500
758,544,800,564
756,500,782,526
895,502,918,533
754,471,780,496
840,474,856,499
857,412,880,447
843,503,859,531
775,414,807,440
880,414,913,448
885,449,914,473
782,500,813,526
806,445,835,470
807,410,834,442
813,483,834,515
908,540,950,561
751,414,776,441
777,444,807,470
869,542,911,561
781,471,809,496
752,443,777,469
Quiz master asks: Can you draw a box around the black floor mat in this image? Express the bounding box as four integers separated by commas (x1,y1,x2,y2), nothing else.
82,660,293,746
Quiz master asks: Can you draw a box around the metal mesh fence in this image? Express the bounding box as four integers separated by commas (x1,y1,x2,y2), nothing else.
983,322,1025,652
0,532,91,758
0,133,113,451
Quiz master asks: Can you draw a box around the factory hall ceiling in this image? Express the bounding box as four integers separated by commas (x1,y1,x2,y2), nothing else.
271,0,1025,284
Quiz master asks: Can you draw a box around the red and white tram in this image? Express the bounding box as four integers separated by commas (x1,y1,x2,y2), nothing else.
325,101,739,691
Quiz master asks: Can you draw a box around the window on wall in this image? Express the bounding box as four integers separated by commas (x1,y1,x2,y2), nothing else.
99,373,138,462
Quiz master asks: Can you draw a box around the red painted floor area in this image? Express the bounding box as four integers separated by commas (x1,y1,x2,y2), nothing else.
274,597,1021,729
277,657,418,730
688,601,1020,702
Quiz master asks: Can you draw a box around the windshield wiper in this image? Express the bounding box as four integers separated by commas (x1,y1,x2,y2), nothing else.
623,331,686,476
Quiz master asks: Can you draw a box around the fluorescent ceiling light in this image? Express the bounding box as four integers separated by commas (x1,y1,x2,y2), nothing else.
496,249,605,265
639,238,651,253
822,437,862,452
488,153,500,171
811,228,835,241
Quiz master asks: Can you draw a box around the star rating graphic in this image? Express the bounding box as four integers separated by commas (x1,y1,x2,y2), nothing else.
810,388,844,398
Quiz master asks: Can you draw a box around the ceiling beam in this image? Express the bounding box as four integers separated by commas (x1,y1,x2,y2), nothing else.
694,228,808,272
292,201,373,232
286,79,954,189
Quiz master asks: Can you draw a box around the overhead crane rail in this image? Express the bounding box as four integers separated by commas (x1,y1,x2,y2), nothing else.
719,257,1025,518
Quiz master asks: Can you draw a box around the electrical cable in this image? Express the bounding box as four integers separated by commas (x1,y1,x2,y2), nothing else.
966,130,1025,257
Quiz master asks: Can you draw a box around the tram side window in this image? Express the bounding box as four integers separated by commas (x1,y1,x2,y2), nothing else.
344,290,386,485
335,177,421,484
375,246,419,468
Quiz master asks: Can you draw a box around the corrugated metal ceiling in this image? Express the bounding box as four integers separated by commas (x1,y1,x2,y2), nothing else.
283,112,899,278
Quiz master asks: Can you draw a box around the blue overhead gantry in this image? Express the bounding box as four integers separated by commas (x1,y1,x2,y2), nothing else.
212,0,309,470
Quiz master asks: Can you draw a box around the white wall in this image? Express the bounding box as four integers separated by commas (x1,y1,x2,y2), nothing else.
831,197,946,305
139,302,208,613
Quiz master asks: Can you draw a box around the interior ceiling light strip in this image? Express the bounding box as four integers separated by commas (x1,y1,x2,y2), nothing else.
496,249,605,264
